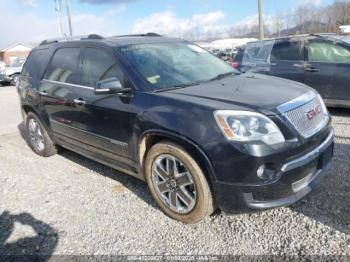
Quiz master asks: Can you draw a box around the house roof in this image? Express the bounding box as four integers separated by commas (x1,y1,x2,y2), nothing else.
1,43,34,52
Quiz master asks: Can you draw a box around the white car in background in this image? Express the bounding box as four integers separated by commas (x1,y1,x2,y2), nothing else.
0,57,26,86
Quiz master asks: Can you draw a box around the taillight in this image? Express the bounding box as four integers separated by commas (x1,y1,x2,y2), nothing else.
231,62,240,69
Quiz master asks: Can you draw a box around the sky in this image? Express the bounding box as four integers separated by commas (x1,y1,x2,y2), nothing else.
0,0,334,49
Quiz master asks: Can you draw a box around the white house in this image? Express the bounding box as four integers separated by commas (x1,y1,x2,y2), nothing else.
0,43,33,65
339,25,350,35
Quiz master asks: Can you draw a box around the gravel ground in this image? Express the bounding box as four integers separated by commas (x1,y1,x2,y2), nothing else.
0,86,349,257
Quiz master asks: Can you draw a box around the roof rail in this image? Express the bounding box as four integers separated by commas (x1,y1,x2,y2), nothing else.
39,34,104,46
311,33,336,37
112,32,162,38
81,34,104,40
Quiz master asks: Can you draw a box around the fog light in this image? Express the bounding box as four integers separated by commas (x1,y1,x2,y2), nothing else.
257,164,265,179
257,164,278,181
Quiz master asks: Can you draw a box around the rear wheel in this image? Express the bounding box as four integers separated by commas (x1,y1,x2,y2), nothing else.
145,142,214,223
26,112,58,157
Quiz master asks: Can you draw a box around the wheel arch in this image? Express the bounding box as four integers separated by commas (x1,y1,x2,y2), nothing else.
138,130,217,187
21,104,51,131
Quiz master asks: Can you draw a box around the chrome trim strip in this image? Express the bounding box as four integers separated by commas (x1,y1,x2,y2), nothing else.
51,119,128,148
42,79,94,91
277,91,316,113
324,99,350,108
281,129,334,172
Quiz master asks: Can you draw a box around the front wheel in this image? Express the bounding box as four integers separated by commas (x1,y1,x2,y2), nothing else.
10,74,20,86
145,142,214,223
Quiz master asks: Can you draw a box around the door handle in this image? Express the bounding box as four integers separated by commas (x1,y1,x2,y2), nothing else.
304,67,320,73
39,91,48,96
73,98,86,106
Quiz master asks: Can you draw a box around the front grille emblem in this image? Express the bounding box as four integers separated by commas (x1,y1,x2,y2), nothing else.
306,105,321,120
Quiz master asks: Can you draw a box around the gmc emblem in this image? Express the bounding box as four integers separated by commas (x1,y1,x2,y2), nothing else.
306,105,321,120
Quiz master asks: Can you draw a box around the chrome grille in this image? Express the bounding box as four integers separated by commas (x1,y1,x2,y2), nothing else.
279,93,329,138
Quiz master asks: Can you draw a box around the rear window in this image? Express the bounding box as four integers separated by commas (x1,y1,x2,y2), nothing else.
241,40,275,71
271,41,304,61
22,48,51,79
308,41,350,64
44,48,80,84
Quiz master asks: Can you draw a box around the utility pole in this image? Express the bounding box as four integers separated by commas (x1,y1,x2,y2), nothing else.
65,0,73,38
258,0,264,40
55,0,64,37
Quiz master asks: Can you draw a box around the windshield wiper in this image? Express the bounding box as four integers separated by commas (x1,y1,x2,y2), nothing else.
207,72,236,82
153,82,201,93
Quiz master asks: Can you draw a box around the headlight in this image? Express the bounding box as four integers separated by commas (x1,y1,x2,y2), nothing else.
214,110,285,145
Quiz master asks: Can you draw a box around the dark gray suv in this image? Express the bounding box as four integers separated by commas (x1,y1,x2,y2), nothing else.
233,34,350,108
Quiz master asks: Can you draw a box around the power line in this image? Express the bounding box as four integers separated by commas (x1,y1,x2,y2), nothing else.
66,0,73,37
54,0,73,38
258,0,264,40
54,0,64,37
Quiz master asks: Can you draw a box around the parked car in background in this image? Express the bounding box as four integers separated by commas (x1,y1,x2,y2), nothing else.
214,48,239,63
216,51,231,61
18,34,333,223
233,34,350,108
0,57,26,86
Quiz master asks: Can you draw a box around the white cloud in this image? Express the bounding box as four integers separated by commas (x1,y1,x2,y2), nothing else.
22,0,37,6
231,13,277,34
131,10,230,40
131,10,284,40
79,0,139,4
0,7,126,49
310,0,322,5
192,11,226,26
297,0,322,6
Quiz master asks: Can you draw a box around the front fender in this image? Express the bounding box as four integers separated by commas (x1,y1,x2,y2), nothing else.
137,128,217,186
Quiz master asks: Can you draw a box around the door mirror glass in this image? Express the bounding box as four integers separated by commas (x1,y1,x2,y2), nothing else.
95,77,124,95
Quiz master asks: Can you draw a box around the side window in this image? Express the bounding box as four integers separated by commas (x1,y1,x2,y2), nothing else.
22,48,51,79
308,41,350,63
271,41,304,61
81,48,123,88
44,48,80,84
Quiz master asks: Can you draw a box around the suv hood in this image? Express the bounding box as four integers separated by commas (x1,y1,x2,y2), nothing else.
4,66,22,76
164,73,313,114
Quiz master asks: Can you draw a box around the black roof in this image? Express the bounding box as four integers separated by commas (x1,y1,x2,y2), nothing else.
39,33,183,48
249,33,339,43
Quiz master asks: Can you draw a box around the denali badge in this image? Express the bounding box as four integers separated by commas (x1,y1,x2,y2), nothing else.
306,105,321,120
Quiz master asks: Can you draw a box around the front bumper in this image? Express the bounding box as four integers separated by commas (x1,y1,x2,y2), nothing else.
214,129,334,214
0,74,10,82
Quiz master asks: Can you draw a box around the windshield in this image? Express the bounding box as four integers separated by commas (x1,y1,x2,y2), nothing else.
341,36,350,45
117,42,236,90
10,58,26,67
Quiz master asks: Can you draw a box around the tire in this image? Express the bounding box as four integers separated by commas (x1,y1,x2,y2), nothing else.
145,142,214,223
26,112,58,157
10,74,20,86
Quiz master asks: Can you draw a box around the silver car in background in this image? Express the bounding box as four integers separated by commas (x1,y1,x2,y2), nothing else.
0,57,26,86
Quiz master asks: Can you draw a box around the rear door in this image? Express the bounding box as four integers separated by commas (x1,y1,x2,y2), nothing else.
305,39,350,102
269,40,306,83
38,47,83,138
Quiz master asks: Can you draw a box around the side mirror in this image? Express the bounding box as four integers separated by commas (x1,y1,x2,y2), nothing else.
94,77,131,95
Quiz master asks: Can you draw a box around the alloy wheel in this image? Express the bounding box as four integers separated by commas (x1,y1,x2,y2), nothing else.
151,154,197,214
28,118,45,152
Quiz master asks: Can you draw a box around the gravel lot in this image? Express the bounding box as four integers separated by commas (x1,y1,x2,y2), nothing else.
0,86,349,257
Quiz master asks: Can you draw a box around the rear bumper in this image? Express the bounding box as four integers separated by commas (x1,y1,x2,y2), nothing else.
215,129,334,214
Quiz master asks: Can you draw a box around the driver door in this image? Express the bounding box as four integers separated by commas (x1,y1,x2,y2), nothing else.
71,47,137,160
